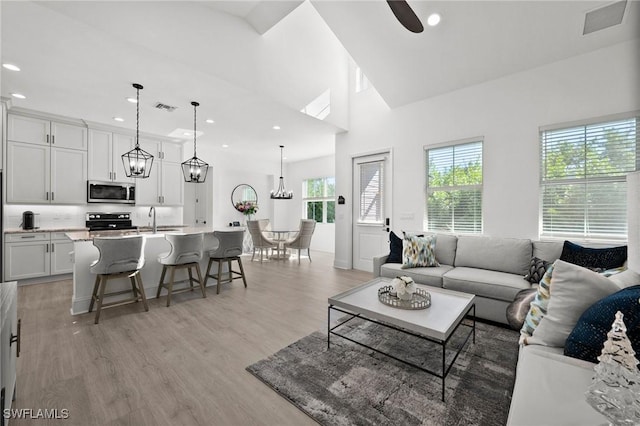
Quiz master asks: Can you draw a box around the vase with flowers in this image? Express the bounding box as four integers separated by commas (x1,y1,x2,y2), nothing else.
235,201,258,222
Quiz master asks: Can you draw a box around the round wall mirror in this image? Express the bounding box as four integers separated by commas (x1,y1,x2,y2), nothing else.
231,184,258,212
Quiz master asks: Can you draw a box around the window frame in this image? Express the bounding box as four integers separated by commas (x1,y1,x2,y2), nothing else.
424,137,484,234
539,112,639,240
302,177,336,224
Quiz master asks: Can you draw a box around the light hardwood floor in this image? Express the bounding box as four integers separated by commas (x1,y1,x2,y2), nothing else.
12,252,371,426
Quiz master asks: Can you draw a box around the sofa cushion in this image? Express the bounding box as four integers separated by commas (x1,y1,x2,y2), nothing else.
401,234,439,269
442,267,530,302
380,262,452,288
424,232,458,266
528,260,620,347
532,241,563,264
387,231,403,263
454,236,532,275
564,285,640,364
560,240,627,271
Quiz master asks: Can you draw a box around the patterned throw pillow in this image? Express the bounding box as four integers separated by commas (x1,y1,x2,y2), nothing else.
564,285,640,363
520,262,555,344
401,234,439,269
523,257,550,284
506,288,538,331
560,241,627,271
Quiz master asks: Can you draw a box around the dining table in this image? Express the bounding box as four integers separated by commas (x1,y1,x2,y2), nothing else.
268,230,298,260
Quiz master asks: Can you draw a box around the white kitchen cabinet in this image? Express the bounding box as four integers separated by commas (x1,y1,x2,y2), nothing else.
5,233,74,280
1,280,19,417
6,141,50,203
88,129,134,182
50,233,74,275
8,114,86,150
5,234,51,280
7,142,87,204
51,148,87,204
135,140,183,206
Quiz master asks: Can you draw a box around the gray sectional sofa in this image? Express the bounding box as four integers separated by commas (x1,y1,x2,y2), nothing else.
373,233,565,324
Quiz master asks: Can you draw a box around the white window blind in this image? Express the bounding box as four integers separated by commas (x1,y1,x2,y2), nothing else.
358,161,383,223
540,116,638,239
426,140,483,233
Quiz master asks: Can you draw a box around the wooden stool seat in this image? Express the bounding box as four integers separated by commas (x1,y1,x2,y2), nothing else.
205,230,248,294
156,233,206,306
89,236,148,324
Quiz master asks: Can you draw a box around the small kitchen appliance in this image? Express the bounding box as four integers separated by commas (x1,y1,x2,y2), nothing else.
21,211,36,230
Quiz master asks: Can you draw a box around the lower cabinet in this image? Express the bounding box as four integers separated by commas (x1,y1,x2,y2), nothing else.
5,232,73,281
1,281,19,422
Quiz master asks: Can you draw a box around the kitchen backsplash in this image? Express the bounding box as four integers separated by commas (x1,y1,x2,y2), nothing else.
4,205,184,229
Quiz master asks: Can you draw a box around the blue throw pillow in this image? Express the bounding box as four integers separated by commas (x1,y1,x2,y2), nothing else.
387,231,403,263
560,240,627,271
564,285,640,364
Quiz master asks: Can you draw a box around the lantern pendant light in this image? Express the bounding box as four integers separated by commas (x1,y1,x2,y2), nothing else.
181,101,209,183
270,145,293,199
121,83,154,178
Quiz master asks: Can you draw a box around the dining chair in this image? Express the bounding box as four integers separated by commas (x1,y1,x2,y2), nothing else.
284,219,316,264
246,220,277,262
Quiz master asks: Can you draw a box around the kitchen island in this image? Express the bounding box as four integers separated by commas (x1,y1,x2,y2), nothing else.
66,227,244,315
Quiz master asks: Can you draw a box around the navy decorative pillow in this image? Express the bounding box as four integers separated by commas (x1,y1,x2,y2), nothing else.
524,257,550,284
387,231,403,263
564,285,640,364
560,241,627,271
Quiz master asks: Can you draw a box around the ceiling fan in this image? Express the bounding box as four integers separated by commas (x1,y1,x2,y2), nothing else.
386,0,424,33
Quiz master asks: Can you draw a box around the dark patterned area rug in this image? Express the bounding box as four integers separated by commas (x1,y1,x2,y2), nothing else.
246,319,519,426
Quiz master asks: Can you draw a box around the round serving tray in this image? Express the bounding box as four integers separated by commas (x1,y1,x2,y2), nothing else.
377,285,431,310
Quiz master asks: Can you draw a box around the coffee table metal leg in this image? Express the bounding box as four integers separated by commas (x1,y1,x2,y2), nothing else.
327,305,331,350
473,304,476,344
442,340,446,402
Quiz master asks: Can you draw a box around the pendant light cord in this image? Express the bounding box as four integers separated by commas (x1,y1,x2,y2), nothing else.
193,103,197,157
135,85,140,148
280,145,284,178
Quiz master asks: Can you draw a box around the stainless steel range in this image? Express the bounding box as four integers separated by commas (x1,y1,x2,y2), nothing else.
86,212,136,231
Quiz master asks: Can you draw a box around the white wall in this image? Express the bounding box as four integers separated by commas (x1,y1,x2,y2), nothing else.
275,154,335,253
334,40,640,269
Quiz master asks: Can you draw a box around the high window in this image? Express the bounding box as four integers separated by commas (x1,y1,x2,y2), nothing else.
302,177,336,224
540,115,638,239
425,139,483,233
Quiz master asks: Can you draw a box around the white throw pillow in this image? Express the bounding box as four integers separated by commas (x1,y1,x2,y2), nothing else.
608,268,640,289
528,260,620,348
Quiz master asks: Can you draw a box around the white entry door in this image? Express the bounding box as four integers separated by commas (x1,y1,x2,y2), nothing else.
352,152,392,271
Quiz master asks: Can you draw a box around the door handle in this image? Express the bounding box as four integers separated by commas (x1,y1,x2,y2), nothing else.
52,243,55,252
46,134,50,144
52,192,55,201
51,135,55,144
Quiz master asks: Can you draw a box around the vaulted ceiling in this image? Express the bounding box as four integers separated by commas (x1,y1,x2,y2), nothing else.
2,1,638,162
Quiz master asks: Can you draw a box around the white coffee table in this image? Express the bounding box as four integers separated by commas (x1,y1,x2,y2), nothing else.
328,277,476,401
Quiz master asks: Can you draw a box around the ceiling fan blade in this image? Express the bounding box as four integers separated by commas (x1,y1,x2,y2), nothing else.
386,0,424,33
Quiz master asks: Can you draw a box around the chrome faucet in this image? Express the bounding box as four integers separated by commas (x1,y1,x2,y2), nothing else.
149,206,157,234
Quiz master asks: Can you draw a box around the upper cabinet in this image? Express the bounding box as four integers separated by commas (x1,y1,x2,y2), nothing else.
135,139,184,206
7,113,88,204
88,129,133,182
8,114,87,150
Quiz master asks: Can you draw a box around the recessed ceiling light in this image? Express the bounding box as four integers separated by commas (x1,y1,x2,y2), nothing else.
206,119,215,124
272,125,281,130
126,97,137,103
183,132,192,136
222,144,229,148
427,13,441,27
113,117,124,122
2,63,20,71
11,93,26,99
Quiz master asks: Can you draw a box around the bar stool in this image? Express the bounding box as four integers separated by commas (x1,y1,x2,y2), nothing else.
205,230,247,294
156,233,206,306
89,235,148,324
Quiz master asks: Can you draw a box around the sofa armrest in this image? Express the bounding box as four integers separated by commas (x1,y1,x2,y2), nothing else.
372,254,389,278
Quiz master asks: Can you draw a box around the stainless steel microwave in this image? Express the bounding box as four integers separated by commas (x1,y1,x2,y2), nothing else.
87,181,136,204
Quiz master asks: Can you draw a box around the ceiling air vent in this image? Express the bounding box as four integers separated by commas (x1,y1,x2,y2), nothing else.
154,102,178,112
583,0,627,35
